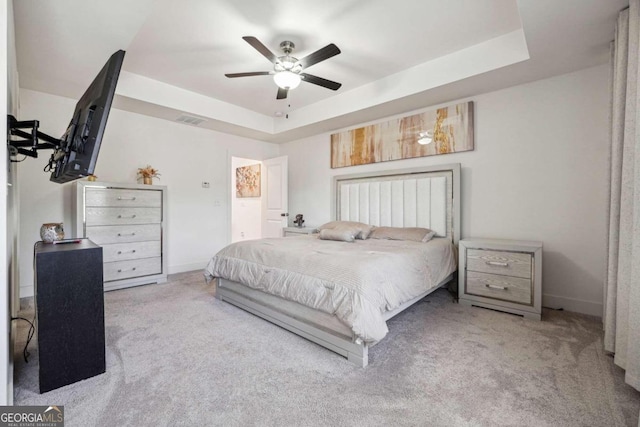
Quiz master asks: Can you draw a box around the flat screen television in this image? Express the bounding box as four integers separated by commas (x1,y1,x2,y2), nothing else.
48,50,125,183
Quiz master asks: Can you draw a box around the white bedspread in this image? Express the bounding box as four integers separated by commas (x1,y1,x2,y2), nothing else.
204,236,457,343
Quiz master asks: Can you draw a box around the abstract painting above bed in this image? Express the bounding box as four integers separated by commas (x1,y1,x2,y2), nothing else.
330,102,473,168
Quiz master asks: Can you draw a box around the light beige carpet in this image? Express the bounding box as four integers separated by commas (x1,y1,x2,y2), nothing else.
13,271,640,426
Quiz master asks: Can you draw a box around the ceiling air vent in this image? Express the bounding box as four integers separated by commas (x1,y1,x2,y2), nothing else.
175,114,207,126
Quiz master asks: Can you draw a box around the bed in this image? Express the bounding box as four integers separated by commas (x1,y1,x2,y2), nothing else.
205,164,461,367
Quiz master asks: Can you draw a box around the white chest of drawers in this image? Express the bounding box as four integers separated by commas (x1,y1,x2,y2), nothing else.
458,238,542,320
73,181,168,291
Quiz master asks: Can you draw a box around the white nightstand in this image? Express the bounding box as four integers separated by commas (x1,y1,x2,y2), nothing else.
458,238,542,320
283,227,317,237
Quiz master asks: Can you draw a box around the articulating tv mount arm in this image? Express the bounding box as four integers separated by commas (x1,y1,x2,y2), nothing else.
7,115,62,158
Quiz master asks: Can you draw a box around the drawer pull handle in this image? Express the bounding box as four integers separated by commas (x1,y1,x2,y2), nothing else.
117,232,136,237
117,267,137,273
117,214,137,219
117,250,136,255
485,283,508,291
485,261,509,267
117,197,136,201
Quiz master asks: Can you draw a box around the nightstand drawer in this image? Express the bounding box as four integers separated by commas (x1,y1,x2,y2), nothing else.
283,227,317,237
466,271,532,305
466,249,532,279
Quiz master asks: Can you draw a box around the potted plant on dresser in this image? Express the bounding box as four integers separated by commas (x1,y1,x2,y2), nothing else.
137,165,160,185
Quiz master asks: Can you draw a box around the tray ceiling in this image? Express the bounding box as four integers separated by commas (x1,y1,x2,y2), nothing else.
13,0,626,142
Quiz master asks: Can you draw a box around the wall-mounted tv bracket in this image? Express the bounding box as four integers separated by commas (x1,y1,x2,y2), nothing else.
7,114,62,158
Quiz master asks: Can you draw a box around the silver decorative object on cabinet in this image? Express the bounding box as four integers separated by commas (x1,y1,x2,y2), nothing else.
40,223,64,243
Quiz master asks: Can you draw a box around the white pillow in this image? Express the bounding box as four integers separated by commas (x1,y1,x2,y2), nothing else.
368,227,436,242
317,221,374,240
318,228,356,242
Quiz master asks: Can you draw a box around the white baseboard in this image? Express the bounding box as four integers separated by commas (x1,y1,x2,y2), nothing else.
19,286,33,299
542,293,603,318
168,262,207,275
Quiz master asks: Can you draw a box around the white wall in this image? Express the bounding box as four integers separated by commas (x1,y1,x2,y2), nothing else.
280,65,610,317
16,64,611,317
7,0,19,316
2,0,18,406
17,89,279,298
231,157,262,243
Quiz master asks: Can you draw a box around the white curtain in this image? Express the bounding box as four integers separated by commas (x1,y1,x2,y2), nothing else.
604,0,640,392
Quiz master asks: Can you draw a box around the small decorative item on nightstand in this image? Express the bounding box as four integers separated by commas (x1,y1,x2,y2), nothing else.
293,214,305,227
458,238,543,320
283,227,317,237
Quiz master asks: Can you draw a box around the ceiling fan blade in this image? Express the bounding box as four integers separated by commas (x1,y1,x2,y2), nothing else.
276,87,288,100
225,71,272,78
297,44,341,69
243,36,278,63
300,73,342,91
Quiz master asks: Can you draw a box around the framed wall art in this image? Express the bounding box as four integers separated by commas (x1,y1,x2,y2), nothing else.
330,101,474,168
236,164,261,198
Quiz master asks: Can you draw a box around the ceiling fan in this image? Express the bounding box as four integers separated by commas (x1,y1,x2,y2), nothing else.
225,36,342,100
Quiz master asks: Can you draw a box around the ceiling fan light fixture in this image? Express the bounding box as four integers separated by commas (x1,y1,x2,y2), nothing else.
280,57,296,69
275,56,301,72
274,71,301,90
227,36,342,100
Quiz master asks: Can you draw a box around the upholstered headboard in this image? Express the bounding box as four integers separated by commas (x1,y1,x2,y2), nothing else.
332,164,460,244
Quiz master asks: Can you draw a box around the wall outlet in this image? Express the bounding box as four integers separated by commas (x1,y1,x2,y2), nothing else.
213,200,221,207
240,232,245,238
202,181,210,188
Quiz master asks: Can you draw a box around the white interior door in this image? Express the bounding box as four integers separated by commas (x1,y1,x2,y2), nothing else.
262,156,288,237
